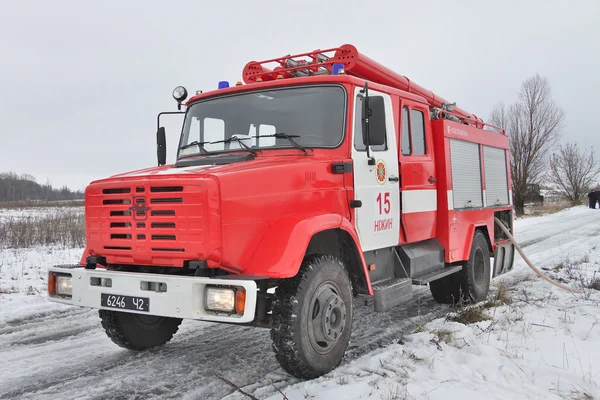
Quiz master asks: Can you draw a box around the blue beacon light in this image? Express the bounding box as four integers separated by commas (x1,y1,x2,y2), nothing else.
218,81,230,89
332,63,345,75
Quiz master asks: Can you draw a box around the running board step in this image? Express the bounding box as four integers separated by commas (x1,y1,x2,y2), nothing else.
412,265,462,285
372,278,412,312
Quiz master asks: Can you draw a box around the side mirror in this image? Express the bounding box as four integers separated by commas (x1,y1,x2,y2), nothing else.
364,96,386,147
157,127,166,166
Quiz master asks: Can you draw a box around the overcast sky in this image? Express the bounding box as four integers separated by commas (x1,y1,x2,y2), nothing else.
1,0,598,190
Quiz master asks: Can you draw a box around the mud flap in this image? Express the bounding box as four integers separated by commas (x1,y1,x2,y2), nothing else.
492,242,515,277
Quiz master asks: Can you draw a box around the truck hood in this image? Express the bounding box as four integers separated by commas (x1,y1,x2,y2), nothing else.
82,150,350,271
99,152,328,182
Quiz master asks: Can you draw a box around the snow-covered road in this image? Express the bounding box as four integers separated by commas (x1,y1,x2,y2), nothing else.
0,288,449,400
1,206,600,399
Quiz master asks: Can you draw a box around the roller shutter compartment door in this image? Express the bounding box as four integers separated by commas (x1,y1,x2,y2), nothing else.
450,139,483,209
483,146,509,206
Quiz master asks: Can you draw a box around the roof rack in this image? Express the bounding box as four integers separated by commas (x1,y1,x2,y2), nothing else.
242,44,485,129
242,47,343,83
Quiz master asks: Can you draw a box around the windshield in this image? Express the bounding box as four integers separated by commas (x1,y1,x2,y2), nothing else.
177,85,346,158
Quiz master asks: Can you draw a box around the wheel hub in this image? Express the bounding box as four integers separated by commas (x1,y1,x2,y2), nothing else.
308,283,348,354
322,294,346,341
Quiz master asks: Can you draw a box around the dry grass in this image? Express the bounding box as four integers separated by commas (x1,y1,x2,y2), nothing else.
380,385,414,400
336,375,349,385
432,329,452,344
523,202,572,218
586,278,600,291
567,388,594,400
495,282,512,304
0,286,18,294
449,306,490,325
548,253,600,291
484,282,513,308
412,321,425,333
0,210,85,248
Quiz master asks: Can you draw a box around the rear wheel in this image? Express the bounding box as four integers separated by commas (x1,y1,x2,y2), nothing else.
271,255,353,379
99,310,182,350
429,230,491,304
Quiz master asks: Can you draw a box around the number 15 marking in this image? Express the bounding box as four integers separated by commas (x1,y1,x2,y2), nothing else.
376,192,391,215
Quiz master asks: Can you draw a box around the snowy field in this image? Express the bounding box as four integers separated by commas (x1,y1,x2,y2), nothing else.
1,206,599,399
0,205,83,223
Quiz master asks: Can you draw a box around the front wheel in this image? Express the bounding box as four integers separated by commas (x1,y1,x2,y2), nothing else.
270,255,353,379
99,310,182,350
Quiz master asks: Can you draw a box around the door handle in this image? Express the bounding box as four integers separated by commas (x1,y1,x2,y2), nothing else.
350,200,362,208
428,177,437,183
389,175,399,182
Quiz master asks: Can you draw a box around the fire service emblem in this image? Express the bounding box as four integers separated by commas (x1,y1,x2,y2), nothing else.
376,160,386,185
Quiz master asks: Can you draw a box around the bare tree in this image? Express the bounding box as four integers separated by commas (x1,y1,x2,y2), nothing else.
488,102,509,134
547,142,599,206
489,74,564,215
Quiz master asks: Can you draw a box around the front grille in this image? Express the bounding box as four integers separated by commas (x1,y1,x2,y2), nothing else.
152,210,175,216
150,198,183,204
151,234,176,241
104,246,132,251
111,233,132,239
110,210,131,217
150,186,184,193
152,247,185,252
103,188,131,194
103,199,131,205
151,222,175,228
87,181,208,266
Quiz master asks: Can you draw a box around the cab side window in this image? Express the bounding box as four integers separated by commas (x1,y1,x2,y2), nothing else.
411,110,426,155
401,107,411,155
400,106,427,156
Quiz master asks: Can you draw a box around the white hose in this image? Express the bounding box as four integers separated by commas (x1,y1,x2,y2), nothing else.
493,217,584,294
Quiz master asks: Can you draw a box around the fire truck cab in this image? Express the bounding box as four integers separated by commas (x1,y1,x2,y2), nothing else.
48,44,515,379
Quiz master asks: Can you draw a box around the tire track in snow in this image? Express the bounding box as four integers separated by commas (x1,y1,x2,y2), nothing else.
0,287,447,400
0,306,88,330
0,307,97,349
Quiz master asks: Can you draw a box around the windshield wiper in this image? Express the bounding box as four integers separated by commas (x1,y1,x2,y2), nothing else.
255,132,307,153
179,140,211,155
210,135,257,154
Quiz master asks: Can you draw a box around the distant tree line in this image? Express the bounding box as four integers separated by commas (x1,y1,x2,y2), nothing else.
0,172,83,202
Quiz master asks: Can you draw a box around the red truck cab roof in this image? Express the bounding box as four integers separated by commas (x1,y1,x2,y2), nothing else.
185,74,430,108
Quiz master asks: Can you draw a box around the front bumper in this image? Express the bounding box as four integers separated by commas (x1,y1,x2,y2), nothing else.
47,266,257,323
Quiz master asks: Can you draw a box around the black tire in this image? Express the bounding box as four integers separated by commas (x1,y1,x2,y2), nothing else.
429,273,460,304
271,255,353,379
99,310,182,350
429,230,491,304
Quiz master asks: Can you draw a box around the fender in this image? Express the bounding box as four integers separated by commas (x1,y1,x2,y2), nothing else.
462,221,493,260
245,213,373,294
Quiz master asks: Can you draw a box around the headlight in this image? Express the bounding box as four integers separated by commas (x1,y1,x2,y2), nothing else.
172,86,188,102
205,287,235,313
56,276,72,296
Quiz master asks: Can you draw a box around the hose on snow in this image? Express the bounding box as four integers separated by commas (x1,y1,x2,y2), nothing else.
493,217,584,294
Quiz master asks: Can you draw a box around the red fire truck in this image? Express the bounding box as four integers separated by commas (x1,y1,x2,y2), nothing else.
48,44,515,379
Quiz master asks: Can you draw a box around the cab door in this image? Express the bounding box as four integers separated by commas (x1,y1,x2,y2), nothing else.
351,87,400,251
398,101,437,242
